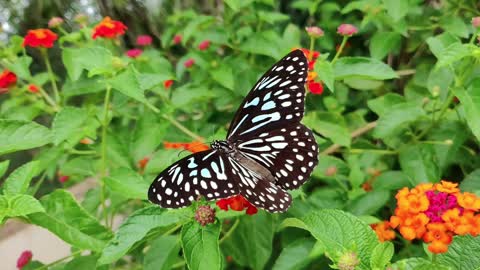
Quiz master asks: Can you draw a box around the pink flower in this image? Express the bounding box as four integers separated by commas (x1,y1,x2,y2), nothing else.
305,26,324,38
184,58,195,68
198,40,211,50
173,34,182,45
126,48,143,58
48,17,64,28
337,24,358,36
16,250,32,269
136,35,152,46
472,17,480,28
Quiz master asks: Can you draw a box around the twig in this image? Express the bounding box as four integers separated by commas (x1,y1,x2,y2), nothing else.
320,121,378,155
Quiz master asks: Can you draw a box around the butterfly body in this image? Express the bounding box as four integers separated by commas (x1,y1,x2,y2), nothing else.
149,50,318,213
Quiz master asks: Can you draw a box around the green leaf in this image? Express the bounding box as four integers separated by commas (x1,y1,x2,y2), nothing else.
453,85,480,142
437,235,480,269
460,169,480,192
0,160,9,179
52,106,89,145
181,221,222,270
441,16,469,38
333,57,398,81
368,93,405,116
343,78,384,91
130,113,169,162
257,11,290,24
426,33,460,59
144,235,181,270
61,157,96,177
282,24,301,50
369,32,401,59
390,258,449,270
29,189,112,251
4,56,32,79
0,194,44,222
315,60,335,92
285,209,379,270
370,242,394,269
373,101,425,138
272,238,315,270
3,161,39,195
382,0,408,21
435,43,472,69
399,144,440,185
224,0,254,12
63,255,99,270
348,190,390,216
0,120,52,155
103,167,149,200
106,132,132,169
223,212,275,270
238,31,283,59
98,206,189,264
63,76,105,97
210,64,234,90
62,47,113,81
303,112,350,147
137,73,172,91
373,171,411,190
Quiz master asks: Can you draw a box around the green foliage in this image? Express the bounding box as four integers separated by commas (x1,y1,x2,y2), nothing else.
181,221,222,270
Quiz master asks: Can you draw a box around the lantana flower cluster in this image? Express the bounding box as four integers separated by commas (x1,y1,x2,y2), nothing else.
385,181,480,253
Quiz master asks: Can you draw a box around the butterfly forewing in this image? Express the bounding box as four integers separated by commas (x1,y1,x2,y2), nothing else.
148,150,239,208
235,124,319,190
227,50,308,141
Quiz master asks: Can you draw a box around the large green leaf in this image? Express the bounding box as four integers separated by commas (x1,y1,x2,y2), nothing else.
62,47,113,81
2,161,39,195
103,167,150,200
63,255,99,270
390,258,449,270
382,0,408,21
181,221,222,270
0,160,9,179
272,238,316,270
223,212,275,270
426,33,460,59
399,144,440,185
333,57,398,80
144,235,181,270
370,242,394,269
0,194,44,223
0,120,52,155
435,43,472,69
348,190,390,216
282,209,379,270
437,235,480,269
130,113,169,162
52,106,89,145
4,56,32,79
303,112,350,147
315,60,335,92
372,102,425,138
98,206,189,264
369,32,401,59
460,169,480,192
210,64,235,90
453,83,480,143
238,31,283,59
29,189,112,251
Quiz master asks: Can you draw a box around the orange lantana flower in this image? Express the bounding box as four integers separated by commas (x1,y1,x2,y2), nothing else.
401,213,429,239
371,221,396,242
423,223,452,254
397,193,429,214
457,192,480,211
435,180,459,194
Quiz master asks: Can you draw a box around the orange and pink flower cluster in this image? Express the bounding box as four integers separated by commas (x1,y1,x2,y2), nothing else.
374,181,480,254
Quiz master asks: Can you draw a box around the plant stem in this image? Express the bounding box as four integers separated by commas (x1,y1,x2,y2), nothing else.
38,87,60,111
35,250,83,270
163,223,182,236
171,261,186,269
41,48,60,104
219,218,240,244
100,84,112,227
321,121,378,155
308,36,315,61
161,114,205,142
331,36,348,64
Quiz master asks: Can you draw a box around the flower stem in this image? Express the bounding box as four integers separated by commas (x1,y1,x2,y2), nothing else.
41,48,60,104
219,218,240,244
100,84,112,227
35,250,83,270
38,87,60,111
308,36,315,61
331,36,348,64
161,114,204,142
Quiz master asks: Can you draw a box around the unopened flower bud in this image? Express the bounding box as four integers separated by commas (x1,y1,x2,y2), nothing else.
305,26,324,38
195,205,216,226
337,24,358,36
337,252,359,270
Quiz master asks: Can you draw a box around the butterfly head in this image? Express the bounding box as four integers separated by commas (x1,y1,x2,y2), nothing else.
211,140,233,153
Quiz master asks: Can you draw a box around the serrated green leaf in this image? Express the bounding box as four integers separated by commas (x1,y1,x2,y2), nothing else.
370,242,394,269
144,235,181,270
303,112,350,147
29,189,112,251
373,101,425,138
367,93,405,116
4,56,32,79
98,206,189,265
399,144,440,185
315,60,335,92
0,160,10,179
210,65,234,90
0,194,44,222
62,47,113,81
272,238,315,270
372,171,411,190
0,120,52,155
348,190,390,216
63,76,105,97
3,161,39,195
61,157,97,177
334,57,398,80
426,33,460,59
435,43,472,69
103,167,149,200
437,235,480,269
369,32,401,59
453,84,480,143
460,169,480,192
441,16,469,38
390,257,448,270
257,11,290,24
238,31,283,59
63,255,99,270
52,106,89,145
181,221,222,270
130,113,169,162
382,0,408,21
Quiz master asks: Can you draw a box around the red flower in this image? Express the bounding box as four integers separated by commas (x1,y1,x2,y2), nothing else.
198,40,211,51
136,35,153,46
57,172,69,183
23,29,58,48
216,195,258,215
0,69,17,92
173,34,182,44
184,58,195,68
92,17,127,39
163,80,174,89
126,48,142,58
27,84,40,93
337,24,358,36
16,250,32,269
48,17,64,28
307,81,324,95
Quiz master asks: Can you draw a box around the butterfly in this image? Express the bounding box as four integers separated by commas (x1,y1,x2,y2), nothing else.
148,49,318,213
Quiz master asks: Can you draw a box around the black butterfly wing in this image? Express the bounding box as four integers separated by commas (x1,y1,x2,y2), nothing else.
235,123,318,190
227,50,308,141
148,150,239,208
227,156,292,212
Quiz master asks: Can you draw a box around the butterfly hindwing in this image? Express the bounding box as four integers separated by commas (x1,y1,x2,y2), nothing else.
227,50,308,141
148,150,239,208
235,123,319,190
